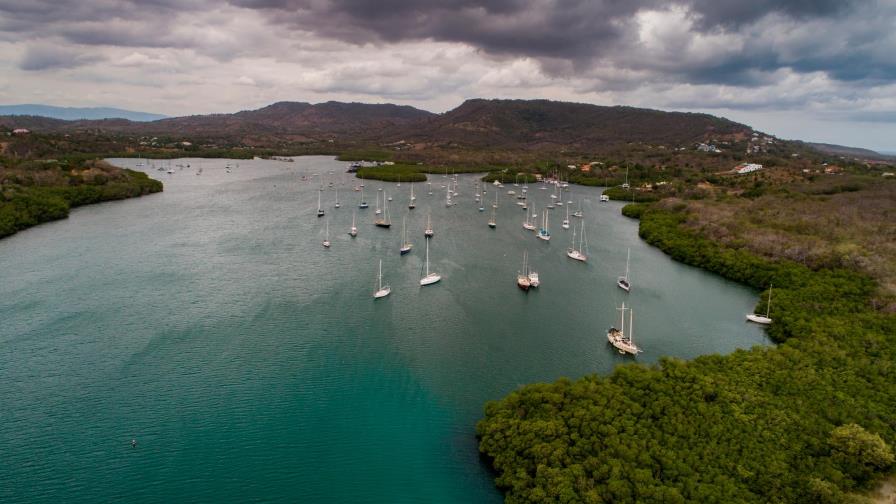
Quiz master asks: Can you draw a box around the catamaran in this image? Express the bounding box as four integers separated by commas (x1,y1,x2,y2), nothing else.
517,250,531,290
322,219,331,248
373,259,391,298
349,210,358,237
537,209,551,241
746,284,773,324
424,210,434,238
420,238,441,286
566,220,587,261
408,183,416,209
607,302,641,355
400,217,413,255
317,189,325,217
562,205,570,229
617,248,631,291
375,192,392,228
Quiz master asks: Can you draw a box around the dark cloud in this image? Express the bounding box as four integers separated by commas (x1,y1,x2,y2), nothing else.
19,44,102,71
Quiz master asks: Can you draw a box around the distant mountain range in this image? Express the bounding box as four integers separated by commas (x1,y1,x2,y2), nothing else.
0,99,757,152
0,104,167,122
805,142,894,161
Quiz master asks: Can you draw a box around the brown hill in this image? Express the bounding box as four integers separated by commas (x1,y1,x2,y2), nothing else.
394,99,752,150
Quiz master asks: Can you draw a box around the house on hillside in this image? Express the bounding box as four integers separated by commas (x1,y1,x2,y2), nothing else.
12,128,30,135
734,163,763,174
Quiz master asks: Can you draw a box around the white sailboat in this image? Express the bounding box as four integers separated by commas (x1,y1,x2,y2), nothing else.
349,210,358,237
334,188,340,208
537,208,551,241
373,259,391,298
617,248,631,291
488,206,497,228
517,250,531,290
607,302,641,355
566,220,587,261
492,190,498,209
317,189,325,217
428,182,433,195
445,183,453,207
424,210,434,238
562,204,570,229
375,188,382,215
359,186,368,208
573,200,583,218
322,219,331,248
409,183,416,209
420,238,441,286
746,285,773,324
523,208,536,231
400,217,413,255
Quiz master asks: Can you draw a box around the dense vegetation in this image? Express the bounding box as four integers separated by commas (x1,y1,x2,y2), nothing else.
0,158,162,239
477,203,896,503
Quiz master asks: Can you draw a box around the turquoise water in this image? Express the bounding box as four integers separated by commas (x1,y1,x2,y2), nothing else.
0,157,768,502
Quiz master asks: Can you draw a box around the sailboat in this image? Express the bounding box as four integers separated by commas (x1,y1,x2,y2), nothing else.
400,217,413,255
522,208,536,231
317,189,325,217
428,182,433,195
746,285,773,324
528,260,540,287
424,210,434,238
359,186,368,208
573,201,583,218
537,208,551,241
622,166,630,189
517,250,531,290
375,188,383,215
566,220,587,261
349,210,358,237
420,238,441,286
334,188,340,208
408,183,416,209
445,183,453,207
322,219,331,248
617,248,631,291
562,205,570,229
373,259,391,298
375,192,392,228
488,206,497,228
492,190,498,209
607,302,641,355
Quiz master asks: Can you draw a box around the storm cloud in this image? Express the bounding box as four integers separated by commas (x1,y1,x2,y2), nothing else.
0,0,894,149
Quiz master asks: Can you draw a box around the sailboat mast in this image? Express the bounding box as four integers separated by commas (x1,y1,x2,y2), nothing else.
425,239,430,275
625,248,631,280
767,284,773,317
629,309,634,344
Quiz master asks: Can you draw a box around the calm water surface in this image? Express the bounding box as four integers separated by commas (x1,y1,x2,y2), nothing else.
0,157,768,502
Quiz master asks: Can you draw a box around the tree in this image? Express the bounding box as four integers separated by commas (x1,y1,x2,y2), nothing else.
829,424,894,484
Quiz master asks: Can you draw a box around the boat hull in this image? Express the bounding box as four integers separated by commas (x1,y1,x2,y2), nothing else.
617,278,630,291
420,274,441,286
374,287,391,298
746,314,772,324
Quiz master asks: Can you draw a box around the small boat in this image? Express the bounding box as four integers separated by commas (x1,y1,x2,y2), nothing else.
537,209,551,241
409,183,416,209
492,190,498,209
375,192,392,228
528,269,540,288
607,302,641,355
566,220,587,262
427,182,433,195
488,206,497,228
562,205,570,229
400,217,413,255
517,250,531,291
600,194,610,202
322,220,331,248
420,238,441,286
573,201,583,218
349,210,358,237
424,210,434,238
334,188,341,208
617,248,631,291
373,259,391,298
359,186,369,208
522,209,536,231
746,285,773,325
317,189,325,217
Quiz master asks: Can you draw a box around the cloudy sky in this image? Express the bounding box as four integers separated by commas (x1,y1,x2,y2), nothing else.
1,0,895,150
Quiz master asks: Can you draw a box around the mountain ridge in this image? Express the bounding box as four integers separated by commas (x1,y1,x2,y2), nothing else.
0,104,167,122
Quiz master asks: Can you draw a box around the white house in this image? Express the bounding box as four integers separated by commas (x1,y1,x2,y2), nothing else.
734,163,763,174
12,128,30,135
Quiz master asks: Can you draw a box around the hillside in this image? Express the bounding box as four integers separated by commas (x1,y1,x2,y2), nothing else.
0,104,166,122
394,99,753,150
